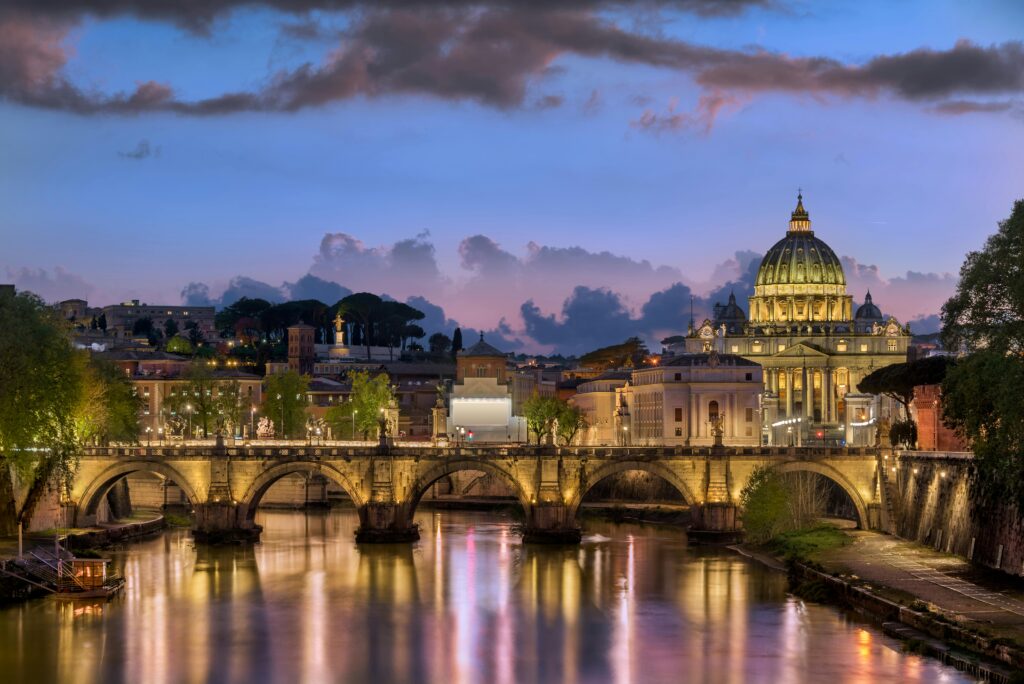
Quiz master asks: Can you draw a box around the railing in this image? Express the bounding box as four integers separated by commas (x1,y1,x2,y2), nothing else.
81,443,884,459
894,450,974,461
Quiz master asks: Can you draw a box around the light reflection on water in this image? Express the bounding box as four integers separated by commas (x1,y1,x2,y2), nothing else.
0,509,971,684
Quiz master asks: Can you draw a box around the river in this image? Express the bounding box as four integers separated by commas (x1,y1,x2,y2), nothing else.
0,509,972,683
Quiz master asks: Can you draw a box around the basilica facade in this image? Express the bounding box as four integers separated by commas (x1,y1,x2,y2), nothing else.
678,195,910,445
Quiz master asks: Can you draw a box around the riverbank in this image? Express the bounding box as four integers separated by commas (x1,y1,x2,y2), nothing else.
737,527,1024,683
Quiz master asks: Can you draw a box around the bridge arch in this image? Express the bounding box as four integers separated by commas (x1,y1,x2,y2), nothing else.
567,459,698,519
77,460,200,522
770,460,870,529
240,461,365,522
407,458,530,516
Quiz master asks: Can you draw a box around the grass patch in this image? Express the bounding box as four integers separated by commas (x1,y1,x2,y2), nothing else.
767,524,851,563
164,513,192,528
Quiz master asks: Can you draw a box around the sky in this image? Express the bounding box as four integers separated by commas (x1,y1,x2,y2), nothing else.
2,0,1023,354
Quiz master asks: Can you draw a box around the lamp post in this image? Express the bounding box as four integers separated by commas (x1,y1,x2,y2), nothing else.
146,426,152,446
276,394,283,439
158,427,164,443
186,404,193,441
623,424,629,447
352,409,358,441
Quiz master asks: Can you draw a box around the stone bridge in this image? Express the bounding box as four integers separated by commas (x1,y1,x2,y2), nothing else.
69,442,891,543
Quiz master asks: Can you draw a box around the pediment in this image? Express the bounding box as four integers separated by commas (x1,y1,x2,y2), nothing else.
773,342,830,359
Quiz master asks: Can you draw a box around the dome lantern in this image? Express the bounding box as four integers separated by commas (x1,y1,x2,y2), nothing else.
788,191,812,234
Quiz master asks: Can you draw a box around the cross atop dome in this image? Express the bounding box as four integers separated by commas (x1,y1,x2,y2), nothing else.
788,191,812,233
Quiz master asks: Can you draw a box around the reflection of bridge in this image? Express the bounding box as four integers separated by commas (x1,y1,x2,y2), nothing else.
71,443,891,543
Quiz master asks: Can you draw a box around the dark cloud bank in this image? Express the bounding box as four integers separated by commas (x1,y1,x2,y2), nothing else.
176,231,951,355
0,1,1021,122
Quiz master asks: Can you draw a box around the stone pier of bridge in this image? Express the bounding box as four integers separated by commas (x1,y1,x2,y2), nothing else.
67,442,889,545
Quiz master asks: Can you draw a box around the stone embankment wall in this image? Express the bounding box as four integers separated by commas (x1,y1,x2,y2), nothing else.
893,452,1024,577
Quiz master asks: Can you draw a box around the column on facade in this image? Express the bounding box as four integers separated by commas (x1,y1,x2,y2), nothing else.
785,368,794,418
802,366,811,419
817,369,825,422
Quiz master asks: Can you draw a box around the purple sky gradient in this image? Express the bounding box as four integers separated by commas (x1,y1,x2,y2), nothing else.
2,0,1022,352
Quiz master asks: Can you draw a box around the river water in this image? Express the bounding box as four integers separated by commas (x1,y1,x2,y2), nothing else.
0,509,972,684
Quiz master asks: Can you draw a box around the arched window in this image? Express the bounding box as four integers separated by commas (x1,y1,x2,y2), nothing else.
708,400,719,420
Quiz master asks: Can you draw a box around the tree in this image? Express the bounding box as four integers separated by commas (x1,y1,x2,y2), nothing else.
166,335,194,355
163,318,179,338
324,371,395,440
0,291,86,533
940,200,1024,509
185,320,204,348
580,337,650,371
889,419,918,449
97,313,107,331
739,465,789,543
132,316,154,337
182,362,218,438
263,371,310,439
428,332,452,358
452,327,463,360
216,297,272,336
856,356,953,419
523,393,561,445
556,402,587,445
338,293,384,360
215,380,245,437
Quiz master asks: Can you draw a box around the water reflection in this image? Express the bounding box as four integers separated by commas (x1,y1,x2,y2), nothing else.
0,509,971,684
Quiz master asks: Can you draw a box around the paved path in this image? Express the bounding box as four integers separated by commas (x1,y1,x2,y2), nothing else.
821,531,1024,640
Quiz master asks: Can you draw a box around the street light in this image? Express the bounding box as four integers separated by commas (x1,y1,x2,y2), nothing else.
250,406,256,440
623,424,629,446
352,409,358,441
185,404,193,440
276,393,283,439
145,426,152,446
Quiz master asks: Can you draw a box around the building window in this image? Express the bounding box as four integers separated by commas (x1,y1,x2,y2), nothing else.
730,344,739,353
752,341,763,353
837,340,847,352
675,427,682,437
887,340,897,352
745,372,752,381
708,400,719,421
674,407,683,422
777,344,786,352
860,343,869,352
745,426,753,436
745,407,753,422
674,373,682,381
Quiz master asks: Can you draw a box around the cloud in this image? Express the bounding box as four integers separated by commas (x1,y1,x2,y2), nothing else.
218,276,285,304
286,274,351,303
180,281,214,306
309,230,445,301
631,91,741,134
930,99,1018,115
3,5,1023,121
5,265,95,302
118,139,158,159
841,257,957,324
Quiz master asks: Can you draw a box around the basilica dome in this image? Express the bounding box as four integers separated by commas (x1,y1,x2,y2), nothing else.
747,194,854,325
754,195,846,289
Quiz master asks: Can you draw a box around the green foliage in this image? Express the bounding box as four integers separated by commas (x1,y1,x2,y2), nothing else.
428,332,451,357
163,318,179,338
739,465,790,543
215,380,246,437
766,524,850,562
263,371,310,439
452,327,463,359
579,337,650,371
0,291,83,475
166,335,193,354
942,199,1024,354
856,356,953,418
556,402,588,445
215,297,273,335
97,313,107,331
324,371,395,439
132,316,154,336
185,320,204,347
889,419,917,449
522,393,562,444
82,357,142,444
940,200,1024,509
943,350,1024,506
